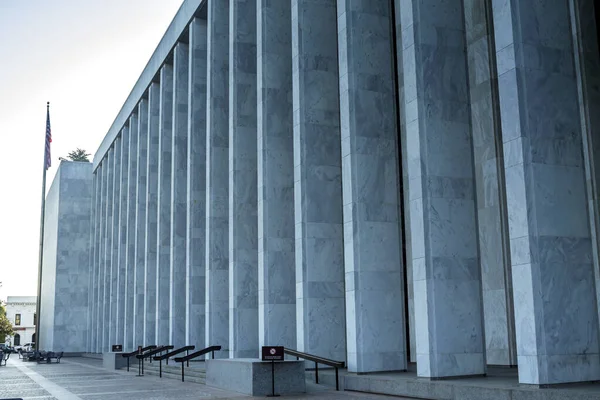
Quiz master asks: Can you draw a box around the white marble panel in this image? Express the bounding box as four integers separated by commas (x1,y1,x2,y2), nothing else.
117,127,130,348
125,114,138,350
228,0,258,359
157,64,174,346
397,0,485,378
186,17,207,348
491,0,600,385
338,0,406,373
145,82,160,346
206,0,230,357
292,0,346,363
170,42,189,348
135,99,148,347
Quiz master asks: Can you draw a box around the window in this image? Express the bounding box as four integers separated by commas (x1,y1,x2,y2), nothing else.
14,333,20,346
15,314,21,326
33,313,36,326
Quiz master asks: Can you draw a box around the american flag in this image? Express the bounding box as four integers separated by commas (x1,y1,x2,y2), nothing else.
45,102,52,170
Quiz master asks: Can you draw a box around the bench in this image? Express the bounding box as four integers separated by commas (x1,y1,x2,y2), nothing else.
0,350,10,366
46,351,63,363
35,351,63,363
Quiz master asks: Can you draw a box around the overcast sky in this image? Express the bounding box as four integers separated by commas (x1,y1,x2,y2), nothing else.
0,0,184,301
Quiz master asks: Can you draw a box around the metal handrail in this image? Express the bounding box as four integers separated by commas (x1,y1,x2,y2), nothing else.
284,348,344,391
153,345,195,377
173,345,221,382
121,345,156,372
136,345,173,360
135,345,173,375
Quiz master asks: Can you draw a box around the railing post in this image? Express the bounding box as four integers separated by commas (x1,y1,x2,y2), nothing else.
142,357,144,375
212,350,215,359
315,362,319,384
127,357,130,372
159,359,162,378
187,349,189,367
181,362,185,382
335,368,339,391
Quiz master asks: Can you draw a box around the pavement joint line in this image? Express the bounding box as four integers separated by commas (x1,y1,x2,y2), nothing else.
14,361,83,400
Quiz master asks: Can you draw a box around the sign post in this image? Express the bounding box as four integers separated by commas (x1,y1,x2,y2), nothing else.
137,346,143,377
261,346,284,397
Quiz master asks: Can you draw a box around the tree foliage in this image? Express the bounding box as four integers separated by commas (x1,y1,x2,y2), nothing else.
63,148,91,162
0,301,14,341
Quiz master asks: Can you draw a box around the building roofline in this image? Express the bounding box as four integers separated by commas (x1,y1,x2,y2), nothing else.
92,0,206,171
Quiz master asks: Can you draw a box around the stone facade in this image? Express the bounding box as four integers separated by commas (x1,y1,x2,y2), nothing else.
40,161,92,353
44,0,600,386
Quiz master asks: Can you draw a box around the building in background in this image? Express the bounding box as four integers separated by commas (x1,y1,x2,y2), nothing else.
38,0,600,393
5,296,36,348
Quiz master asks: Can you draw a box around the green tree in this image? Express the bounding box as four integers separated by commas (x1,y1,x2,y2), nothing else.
61,148,91,162
0,301,14,342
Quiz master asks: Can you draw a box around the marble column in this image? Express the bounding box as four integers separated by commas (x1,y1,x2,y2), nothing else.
126,114,139,350
92,164,103,352
228,0,258,359
492,0,600,385
117,127,130,347
391,1,415,363
157,64,174,346
170,42,189,348
291,0,346,361
571,0,600,325
104,147,116,352
109,137,122,349
257,0,296,351
337,0,406,372
187,17,208,348
87,174,97,353
96,161,106,353
463,0,516,366
206,0,230,355
398,0,485,378
145,82,160,346
135,99,148,347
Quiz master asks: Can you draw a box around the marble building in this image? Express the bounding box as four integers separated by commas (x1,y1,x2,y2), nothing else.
67,0,600,386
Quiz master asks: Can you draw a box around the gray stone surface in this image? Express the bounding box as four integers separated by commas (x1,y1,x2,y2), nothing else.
103,352,128,370
491,0,600,385
291,0,346,362
117,126,130,349
186,17,208,348
257,0,297,352
228,0,258,359
572,0,600,339
145,82,160,346
157,64,174,346
337,0,406,373
205,0,230,356
126,113,139,350
103,147,115,353
170,42,189,348
135,99,149,347
463,0,516,366
90,164,102,353
109,139,121,350
206,359,306,396
40,161,92,352
398,0,485,378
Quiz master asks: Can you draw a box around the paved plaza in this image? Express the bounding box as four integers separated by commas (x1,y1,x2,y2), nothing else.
0,357,404,400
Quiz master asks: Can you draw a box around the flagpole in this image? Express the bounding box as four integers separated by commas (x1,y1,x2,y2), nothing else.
35,102,50,351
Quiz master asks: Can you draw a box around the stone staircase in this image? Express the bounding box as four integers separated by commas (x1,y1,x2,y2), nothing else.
121,361,207,384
